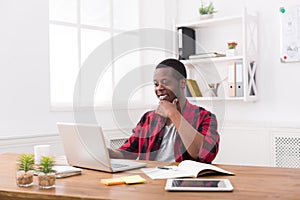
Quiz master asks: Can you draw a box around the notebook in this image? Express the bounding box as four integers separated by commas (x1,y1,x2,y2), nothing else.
57,122,146,172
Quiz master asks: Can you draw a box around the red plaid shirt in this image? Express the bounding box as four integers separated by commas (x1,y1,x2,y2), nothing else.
118,100,219,163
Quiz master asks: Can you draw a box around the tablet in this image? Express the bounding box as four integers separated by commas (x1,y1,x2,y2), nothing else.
165,178,233,192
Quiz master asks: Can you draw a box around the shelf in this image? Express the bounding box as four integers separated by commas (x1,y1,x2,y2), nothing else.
177,8,258,103
176,16,242,29
181,56,243,64
187,97,244,102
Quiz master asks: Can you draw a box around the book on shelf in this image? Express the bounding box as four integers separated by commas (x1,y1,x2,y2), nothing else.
228,62,236,97
228,61,244,97
235,61,244,97
141,160,234,180
185,85,192,97
189,52,226,59
186,79,202,97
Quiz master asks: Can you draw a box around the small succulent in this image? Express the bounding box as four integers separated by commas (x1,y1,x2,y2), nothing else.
39,156,55,174
18,154,34,172
38,156,56,189
199,1,216,15
16,154,35,187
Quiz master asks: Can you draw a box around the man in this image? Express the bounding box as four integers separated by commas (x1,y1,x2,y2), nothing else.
109,58,219,163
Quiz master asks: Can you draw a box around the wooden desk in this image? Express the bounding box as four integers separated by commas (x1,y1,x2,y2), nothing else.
1,153,300,200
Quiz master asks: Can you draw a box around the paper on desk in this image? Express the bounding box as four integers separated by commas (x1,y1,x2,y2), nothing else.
141,167,193,179
142,160,234,179
121,175,146,184
53,155,69,165
53,166,82,178
101,178,125,186
101,175,146,186
53,166,82,173
34,165,82,178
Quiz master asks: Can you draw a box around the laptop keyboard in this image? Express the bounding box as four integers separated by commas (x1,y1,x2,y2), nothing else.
111,163,129,168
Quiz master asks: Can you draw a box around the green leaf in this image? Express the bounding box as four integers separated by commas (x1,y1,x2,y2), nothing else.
39,156,55,174
199,1,216,15
18,154,34,172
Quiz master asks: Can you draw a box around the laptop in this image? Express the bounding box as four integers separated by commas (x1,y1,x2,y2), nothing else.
57,122,146,172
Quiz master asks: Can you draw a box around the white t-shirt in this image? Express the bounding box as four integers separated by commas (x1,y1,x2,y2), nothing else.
154,124,177,162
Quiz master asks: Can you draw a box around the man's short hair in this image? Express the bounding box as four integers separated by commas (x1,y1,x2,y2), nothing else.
156,58,187,80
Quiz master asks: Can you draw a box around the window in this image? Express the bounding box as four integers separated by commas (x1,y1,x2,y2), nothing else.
49,0,140,109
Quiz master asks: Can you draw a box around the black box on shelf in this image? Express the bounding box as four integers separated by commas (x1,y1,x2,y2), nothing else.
178,27,195,60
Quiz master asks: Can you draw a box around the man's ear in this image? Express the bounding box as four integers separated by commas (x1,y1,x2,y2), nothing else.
180,79,186,89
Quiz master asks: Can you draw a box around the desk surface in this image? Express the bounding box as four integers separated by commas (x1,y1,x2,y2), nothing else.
1,153,300,200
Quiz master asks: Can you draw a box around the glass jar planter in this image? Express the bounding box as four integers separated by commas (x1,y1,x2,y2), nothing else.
16,170,34,187
38,172,56,189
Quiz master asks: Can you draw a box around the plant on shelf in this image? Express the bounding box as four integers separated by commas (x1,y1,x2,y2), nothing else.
226,42,238,56
227,42,238,49
38,156,56,189
198,1,216,19
16,154,35,187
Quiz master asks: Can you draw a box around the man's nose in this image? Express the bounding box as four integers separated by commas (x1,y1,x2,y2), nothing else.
156,83,166,90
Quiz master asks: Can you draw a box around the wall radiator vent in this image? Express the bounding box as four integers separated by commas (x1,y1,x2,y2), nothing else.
274,136,300,168
109,137,128,149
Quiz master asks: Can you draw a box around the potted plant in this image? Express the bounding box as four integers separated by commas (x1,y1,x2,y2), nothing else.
226,41,238,56
38,156,56,189
16,154,35,187
227,42,238,49
198,1,216,19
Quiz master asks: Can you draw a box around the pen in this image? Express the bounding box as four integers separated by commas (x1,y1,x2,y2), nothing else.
156,166,172,170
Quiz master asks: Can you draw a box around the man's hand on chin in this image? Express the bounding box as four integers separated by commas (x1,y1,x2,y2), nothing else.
155,98,180,118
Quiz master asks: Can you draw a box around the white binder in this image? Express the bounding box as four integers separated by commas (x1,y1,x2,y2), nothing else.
235,61,244,97
228,62,236,97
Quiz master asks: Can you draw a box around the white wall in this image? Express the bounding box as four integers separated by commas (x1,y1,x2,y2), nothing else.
0,0,69,138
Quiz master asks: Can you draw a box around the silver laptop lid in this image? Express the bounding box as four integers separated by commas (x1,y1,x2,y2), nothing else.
57,122,146,172
57,122,114,172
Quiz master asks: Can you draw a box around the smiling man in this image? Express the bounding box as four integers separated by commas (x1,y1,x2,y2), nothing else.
109,58,219,163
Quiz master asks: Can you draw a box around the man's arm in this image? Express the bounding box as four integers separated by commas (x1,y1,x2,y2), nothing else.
169,110,204,159
108,148,124,159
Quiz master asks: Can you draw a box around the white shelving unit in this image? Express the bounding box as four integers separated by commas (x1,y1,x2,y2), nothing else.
176,8,258,102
